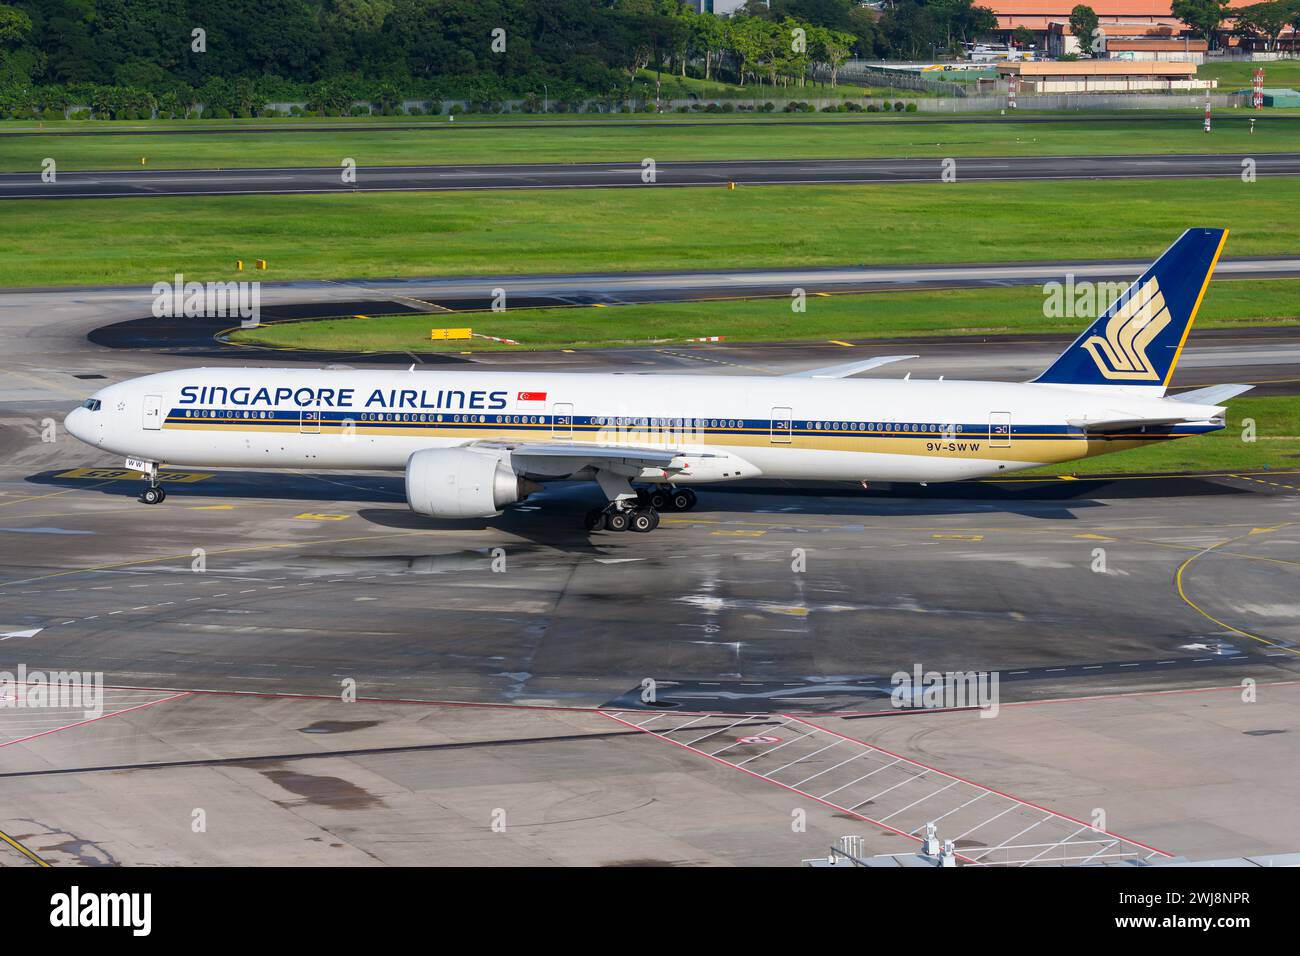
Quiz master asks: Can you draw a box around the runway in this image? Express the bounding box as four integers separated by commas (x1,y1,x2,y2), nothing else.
6,152,1300,199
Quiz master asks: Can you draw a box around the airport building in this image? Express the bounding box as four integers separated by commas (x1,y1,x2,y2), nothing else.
983,0,1299,56
996,58,1216,92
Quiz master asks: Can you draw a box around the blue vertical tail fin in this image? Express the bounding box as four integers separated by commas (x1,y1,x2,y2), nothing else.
1033,228,1228,391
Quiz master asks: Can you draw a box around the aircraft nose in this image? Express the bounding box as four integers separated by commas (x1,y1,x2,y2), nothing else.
65,406,90,443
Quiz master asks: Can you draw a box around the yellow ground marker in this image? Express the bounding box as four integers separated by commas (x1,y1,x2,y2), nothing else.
0,828,49,867
829,340,854,347
55,468,212,483
294,513,349,521
768,606,809,617
1175,524,1300,657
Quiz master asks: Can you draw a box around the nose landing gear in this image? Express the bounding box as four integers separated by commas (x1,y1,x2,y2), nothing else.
136,461,166,504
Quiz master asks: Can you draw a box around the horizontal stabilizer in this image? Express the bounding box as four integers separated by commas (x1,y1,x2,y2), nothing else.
1169,383,1253,405
786,355,918,379
1067,414,1213,432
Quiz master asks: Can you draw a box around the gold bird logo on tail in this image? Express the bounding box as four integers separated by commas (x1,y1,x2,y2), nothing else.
1080,277,1170,381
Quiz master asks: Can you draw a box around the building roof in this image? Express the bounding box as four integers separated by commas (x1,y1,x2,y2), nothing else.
998,59,1198,75
983,0,1255,14
1019,16,1186,33
1107,38,1209,49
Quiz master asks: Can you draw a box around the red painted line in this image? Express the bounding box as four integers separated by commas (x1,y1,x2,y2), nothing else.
6,676,1295,721
598,710,979,864
786,713,1172,858
996,678,1300,711
0,692,191,749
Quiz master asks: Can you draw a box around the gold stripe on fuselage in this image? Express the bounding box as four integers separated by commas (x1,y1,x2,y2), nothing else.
162,420,1191,466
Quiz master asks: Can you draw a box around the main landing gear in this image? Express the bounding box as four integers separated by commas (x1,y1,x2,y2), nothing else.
137,462,166,505
583,486,697,533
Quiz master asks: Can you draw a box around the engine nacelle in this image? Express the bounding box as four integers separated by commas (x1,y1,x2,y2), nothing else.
405,448,536,518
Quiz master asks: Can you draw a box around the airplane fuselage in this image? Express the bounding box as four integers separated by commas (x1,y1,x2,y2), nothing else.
65,367,1223,485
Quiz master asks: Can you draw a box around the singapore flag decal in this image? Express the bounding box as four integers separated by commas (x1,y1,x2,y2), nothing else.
518,391,547,402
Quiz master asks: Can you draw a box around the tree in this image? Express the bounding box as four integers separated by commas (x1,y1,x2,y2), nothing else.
1233,1,1292,50
846,4,883,58
1068,5,1099,55
0,3,32,48
959,4,998,44
690,9,727,80
1171,0,1230,50
1012,25,1034,48
811,26,855,86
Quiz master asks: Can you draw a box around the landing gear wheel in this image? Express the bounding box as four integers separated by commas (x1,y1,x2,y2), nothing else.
583,508,608,532
629,508,659,533
605,509,630,532
646,489,671,511
670,488,696,511
140,486,164,505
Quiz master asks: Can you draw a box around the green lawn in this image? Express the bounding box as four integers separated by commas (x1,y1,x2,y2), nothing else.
3,178,1297,288
3,114,1296,171
229,280,1300,352
1026,397,1300,475
633,68,918,100
1198,59,1300,91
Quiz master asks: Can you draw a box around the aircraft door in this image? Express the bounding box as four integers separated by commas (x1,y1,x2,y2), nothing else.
142,394,163,430
552,403,573,439
770,406,793,444
989,411,1011,448
300,410,321,434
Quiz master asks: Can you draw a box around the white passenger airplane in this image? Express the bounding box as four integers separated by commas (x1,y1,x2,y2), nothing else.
66,228,1246,532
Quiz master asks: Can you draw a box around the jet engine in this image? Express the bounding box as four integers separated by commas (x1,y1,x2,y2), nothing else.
405,448,538,518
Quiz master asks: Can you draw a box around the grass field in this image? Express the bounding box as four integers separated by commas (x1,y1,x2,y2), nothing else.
3,178,1295,288
229,280,1300,352
634,68,922,100
1198,59,1300,90
1026,397,1300,476
3,114,1297,171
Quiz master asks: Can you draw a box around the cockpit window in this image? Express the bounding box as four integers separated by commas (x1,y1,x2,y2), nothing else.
81,398,101,411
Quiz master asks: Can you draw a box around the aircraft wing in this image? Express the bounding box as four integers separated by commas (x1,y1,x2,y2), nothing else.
1169,384,1253,405
785,355,918,379
469,440,759,482
504,442,680,468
